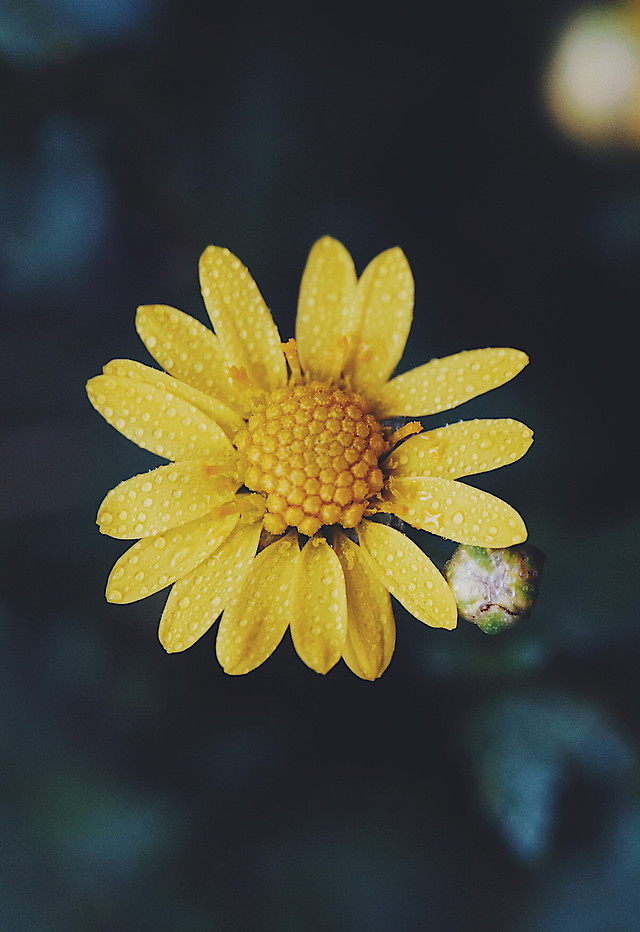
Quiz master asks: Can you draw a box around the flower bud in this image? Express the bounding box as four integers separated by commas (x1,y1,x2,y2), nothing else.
444,544,544,634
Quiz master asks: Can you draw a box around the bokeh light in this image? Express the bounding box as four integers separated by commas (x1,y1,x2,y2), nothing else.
545,3,640,146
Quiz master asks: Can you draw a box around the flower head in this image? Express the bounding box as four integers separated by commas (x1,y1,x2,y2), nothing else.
87,237,532,679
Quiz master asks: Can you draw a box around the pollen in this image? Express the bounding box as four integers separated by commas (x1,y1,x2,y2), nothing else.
236,381,388,536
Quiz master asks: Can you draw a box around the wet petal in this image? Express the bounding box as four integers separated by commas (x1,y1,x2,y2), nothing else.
385,418,533,479
348,247,414,393
159,520,262,652
199,246,286,391
383,476,528,547
103,359,245,439
334,532,395,680
291,536,347,674
372,348,529,418
105,513,239,604
295,236,360,381
357,521,457,629
86,372,235,462
216,532,299,675
97,461,240,539
135,304,254,414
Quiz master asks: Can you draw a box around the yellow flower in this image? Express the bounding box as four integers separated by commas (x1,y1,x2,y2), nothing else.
87,237,532,679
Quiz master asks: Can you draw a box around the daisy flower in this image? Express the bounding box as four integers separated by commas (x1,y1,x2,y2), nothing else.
87,237,532,679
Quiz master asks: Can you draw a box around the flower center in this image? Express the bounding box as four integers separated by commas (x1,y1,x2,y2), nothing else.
235,381,388,537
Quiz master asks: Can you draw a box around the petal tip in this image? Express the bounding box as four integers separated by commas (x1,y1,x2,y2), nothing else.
199,244,230,270
135,304,152,327
159,639,178,654
220,660,249,676
305,654,340,676
158,630,186,654
315,234,343,249
85,375,106,409
105,585,124,604
382,244,409,264
442,612,458,631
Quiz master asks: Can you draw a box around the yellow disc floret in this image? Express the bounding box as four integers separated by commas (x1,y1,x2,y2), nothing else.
235,381,388,537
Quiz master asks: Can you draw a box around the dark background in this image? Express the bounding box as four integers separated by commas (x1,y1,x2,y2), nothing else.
1,1,639,929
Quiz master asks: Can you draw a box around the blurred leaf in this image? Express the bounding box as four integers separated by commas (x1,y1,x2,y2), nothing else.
0,117,111,297
0,0,160,65
467,689,634,862
517,803,640,932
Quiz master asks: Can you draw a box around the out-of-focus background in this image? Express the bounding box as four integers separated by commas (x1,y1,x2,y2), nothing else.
1,1,639,929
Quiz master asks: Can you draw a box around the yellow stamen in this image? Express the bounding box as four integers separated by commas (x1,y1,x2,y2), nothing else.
227,365,251,386
200,464,243,494
326,334,352,384
388,421,423,447
202,464,226,476
282,338,303,384
211,502,240,520
237,493,266,524
366,498,409,519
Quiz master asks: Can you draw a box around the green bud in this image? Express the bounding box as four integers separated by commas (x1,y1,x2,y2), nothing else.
443,544,544,634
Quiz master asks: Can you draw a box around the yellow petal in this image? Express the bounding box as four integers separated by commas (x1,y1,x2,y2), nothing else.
295,236,360,381
383,476,528,547
334,532,395,681
357,521,457,629
198,246,287,391
159,520,262,652
372,348,529,418
290,536,347,674
384,418,533,479
97,461,240,539
216,531,299,675
86,373,235,463
105,513,239,604
348,247,414,393
103,359,245,439
135,304,254,414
